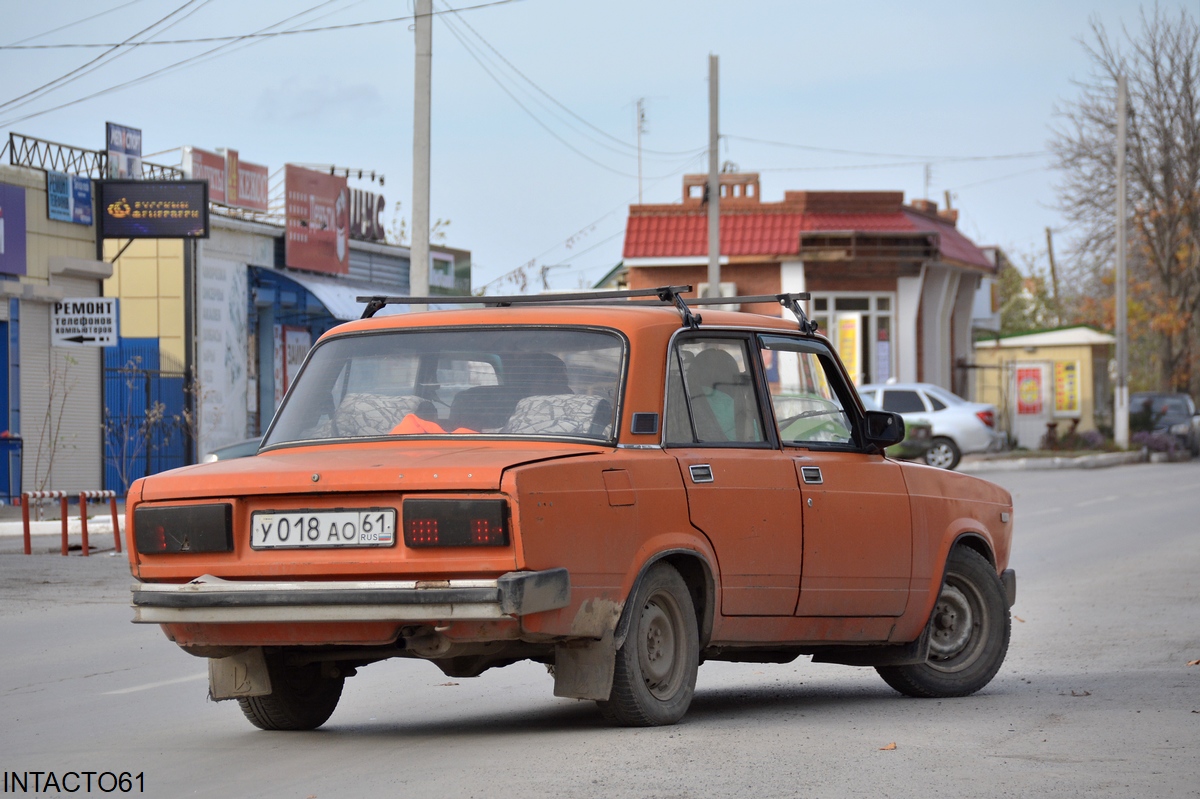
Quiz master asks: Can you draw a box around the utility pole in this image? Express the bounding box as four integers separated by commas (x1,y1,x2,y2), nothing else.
706,55,720,298
1045,227,1061,326
410,0,432,305
1114,74,1129,449
636,98,646,204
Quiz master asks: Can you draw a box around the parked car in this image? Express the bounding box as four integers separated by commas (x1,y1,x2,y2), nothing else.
125,288,1015,730
858,382,999,470
1130,392,1200,455
201,437,262,463
859,393,934,460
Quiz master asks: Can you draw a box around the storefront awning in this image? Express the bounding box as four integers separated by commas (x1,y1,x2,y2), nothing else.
268,270,458,321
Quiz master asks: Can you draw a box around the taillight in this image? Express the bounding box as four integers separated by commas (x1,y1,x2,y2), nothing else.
977,410,995,428
403,499,509,548
134,504,233,554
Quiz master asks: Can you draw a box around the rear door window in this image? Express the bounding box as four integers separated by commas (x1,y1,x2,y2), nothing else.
880,390,928,414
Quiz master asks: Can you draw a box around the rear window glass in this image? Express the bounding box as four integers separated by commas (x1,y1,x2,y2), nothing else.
881,390,927,414
265,328,624,445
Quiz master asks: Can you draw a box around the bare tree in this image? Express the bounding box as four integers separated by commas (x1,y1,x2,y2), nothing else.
1051,6,1200,394
32,352,78,492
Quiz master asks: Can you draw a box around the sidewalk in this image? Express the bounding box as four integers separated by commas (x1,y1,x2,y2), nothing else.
0,500,125,555
958,447,1189,473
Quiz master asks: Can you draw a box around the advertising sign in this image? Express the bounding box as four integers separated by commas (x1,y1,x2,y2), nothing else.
99,180,209,239
226,149,269,213
46,172,93,225
0,183,27,276
350,187,386,241
50,297,117,347
836,314,861,384
105,122,142,179
183,147,269,212
285,164,349,274
1016,367,1044,415
273,324,312,407
184,147,226,205
1054,360,1081,415
197,259,249,459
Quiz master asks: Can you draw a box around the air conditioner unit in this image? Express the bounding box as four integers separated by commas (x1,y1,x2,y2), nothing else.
696,281,739,311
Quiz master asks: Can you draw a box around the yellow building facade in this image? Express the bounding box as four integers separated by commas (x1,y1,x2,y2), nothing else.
973,326,1115,449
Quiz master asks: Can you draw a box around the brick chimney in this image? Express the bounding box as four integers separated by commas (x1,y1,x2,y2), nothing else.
909,198,938,215
683,173,761,206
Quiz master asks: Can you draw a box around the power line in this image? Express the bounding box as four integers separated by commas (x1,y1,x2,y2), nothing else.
3,0,150,47
439,2,701,158
0,0,525,49
726,133,1048,163
437,8,699,164
950,165,1047,191
440,12,704,180
481,149,707,291
437,14,643,179
0,0,210,113
0,0,349,127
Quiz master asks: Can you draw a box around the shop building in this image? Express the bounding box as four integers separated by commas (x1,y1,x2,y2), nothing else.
0,163,111,498
5,131,470,494
621,174,996,394
973,326,1115,449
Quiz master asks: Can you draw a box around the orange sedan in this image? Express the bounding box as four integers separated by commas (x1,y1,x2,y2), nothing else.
126,288,1015,730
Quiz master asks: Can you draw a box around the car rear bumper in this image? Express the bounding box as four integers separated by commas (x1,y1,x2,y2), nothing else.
131,568,570,624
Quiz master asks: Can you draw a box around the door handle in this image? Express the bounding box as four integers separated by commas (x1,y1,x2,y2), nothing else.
689,464,714,483
800,466,823,485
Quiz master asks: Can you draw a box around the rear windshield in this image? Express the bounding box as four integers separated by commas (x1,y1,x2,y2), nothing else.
264,327,625,446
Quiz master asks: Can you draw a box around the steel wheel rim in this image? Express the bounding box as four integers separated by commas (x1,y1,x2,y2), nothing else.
638,590,685,699
928,576,988,673
926,442,955,468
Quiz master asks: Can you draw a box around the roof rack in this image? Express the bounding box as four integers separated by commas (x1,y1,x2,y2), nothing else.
357,285,817,333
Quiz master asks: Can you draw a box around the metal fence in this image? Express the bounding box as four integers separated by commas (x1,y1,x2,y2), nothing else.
103,365,191,493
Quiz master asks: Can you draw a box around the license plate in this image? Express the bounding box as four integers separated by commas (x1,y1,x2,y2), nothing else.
251,509,396,549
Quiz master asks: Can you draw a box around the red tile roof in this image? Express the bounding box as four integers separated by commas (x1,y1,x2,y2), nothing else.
623,204,992,270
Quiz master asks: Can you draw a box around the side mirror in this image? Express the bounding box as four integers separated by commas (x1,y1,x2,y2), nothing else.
863,409,905,450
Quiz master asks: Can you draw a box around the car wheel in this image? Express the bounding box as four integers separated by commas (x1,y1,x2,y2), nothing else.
924,436,961,470
597,563,699,727
876,547,1010,698
237,653,344,731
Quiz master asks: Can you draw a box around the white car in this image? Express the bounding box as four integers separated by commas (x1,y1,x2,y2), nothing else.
858,382,998,469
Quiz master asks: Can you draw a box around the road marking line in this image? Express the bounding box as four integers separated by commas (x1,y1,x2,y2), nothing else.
103,673,207,695
1020,507,1064,517
1074,496,1118,508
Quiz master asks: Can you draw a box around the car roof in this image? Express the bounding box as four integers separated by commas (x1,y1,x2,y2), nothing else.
325,303,809,342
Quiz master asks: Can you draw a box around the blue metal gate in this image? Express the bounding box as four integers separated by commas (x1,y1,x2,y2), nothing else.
103,339,190,493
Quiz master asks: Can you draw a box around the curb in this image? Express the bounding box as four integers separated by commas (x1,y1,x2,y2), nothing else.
959,449,1150,474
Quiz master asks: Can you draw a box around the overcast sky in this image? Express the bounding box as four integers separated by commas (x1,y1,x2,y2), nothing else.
0,0,1185,292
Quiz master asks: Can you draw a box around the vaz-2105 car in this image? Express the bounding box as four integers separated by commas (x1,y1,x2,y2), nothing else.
126,287,1016,729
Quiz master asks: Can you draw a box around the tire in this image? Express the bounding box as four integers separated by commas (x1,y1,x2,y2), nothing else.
924,436,962,470
597,563,699,727
237,653,344,731
876,547,1010,698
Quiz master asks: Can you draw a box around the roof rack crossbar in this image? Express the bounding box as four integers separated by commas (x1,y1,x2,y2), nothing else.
774,293,819,334
356,286,692,318
657,285,701,329
355,286,818,334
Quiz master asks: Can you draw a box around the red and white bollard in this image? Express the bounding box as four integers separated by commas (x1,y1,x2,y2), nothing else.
79,490,121,556
20,491,69,556
21,490,122,555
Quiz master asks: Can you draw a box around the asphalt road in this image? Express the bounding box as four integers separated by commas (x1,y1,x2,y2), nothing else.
1,461,1197,798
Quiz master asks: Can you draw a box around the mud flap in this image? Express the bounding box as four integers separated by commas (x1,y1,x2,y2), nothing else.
552,631,615,700
208,647,272,700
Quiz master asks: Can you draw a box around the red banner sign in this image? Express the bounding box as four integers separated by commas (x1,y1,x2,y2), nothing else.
185,147,226,205
184,146,269,212
1016,367,1043,415
285,165,349,275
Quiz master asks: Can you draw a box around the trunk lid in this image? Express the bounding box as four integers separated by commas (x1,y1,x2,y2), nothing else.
137,440,599,501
